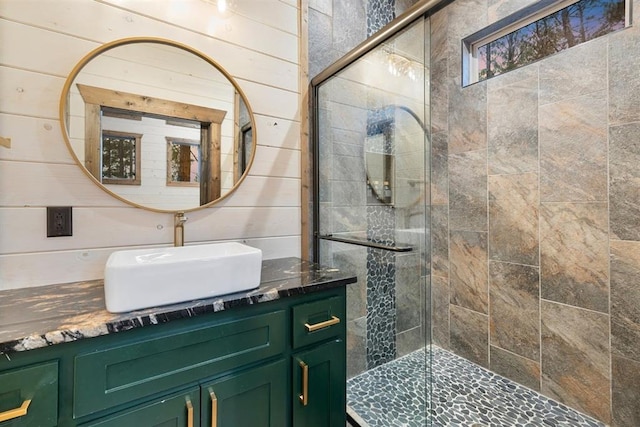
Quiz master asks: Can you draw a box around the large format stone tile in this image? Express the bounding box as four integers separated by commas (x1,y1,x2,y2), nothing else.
487,69,538,175
609,122,640,241
431,58,449,135
332,242,368,322
431,132,448,205
430,7,448,62
430,8,449,135
490,345,540,392
325,77,370,108
489,261,539,360
397,326,425,358
332,0,366,54
431,274,450,349
612,354,640,427
431,205,449,279
450,304,489,368
332,180,365,207
448,81,487,154
610,240,640,363
449,149,487,231
395,0,421,16
488,0,538,22
540,202,609,313
329,102,369,134
347,316,367,379
541,301,611,424
609,24,640,125
308,8,334,78
450,230,488,314
489,173,539,265
395,253,422,333
309,0,332,16
331,206,367,233
332,146,366,182
447,0,488,40
539,38,607,106
539,91,608,202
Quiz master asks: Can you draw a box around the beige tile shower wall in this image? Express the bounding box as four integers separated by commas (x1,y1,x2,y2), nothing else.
430,0,640,425
0,0,302,289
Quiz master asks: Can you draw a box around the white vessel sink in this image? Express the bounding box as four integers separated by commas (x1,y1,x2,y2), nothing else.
104,242,262,313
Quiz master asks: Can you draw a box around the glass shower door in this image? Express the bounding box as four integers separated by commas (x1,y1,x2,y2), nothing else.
313,16,431,427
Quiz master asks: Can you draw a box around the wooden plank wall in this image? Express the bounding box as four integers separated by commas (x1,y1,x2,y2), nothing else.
0,0,302,289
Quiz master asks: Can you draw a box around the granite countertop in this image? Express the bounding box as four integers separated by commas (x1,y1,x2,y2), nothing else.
0,257,356,354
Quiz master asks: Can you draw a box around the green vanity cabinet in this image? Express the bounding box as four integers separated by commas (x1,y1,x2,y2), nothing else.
0,361,58,427
80,388,200,427
73,310,286,419
201,359,287,426
291,295,347,427
0,286,348,427
292,340,346,427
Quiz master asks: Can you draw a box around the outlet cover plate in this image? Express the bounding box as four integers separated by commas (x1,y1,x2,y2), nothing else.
47,206,73,237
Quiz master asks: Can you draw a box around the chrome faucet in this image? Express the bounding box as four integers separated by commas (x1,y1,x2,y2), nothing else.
174,212,188,247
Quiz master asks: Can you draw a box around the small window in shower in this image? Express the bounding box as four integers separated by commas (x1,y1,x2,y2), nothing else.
462,0,630,86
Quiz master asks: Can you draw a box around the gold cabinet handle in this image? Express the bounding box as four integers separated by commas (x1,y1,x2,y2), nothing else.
298,360,309,406
0,399,31,422
305,315,340,332
209,389,218,427
186,397,193,427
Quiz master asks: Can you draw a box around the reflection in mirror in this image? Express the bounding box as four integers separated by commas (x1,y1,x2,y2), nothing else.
365,105,426,209
366,152,394,205
61,39,255,212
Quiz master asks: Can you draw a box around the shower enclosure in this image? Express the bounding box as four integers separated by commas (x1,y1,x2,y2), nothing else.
311,5,433,426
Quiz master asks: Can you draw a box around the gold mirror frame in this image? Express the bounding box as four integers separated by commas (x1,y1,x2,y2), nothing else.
59,37,257,213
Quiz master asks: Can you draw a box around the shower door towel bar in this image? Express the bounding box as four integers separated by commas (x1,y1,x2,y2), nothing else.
318,234,413,252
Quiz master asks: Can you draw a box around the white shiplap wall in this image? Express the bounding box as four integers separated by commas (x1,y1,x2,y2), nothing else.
0,0,302,289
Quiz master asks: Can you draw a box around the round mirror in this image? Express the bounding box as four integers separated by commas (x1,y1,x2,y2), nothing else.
60,37,256,212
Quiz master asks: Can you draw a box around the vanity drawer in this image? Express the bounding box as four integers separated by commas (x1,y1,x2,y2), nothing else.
74,309,286,419
292,296,345,349
0,361,58,427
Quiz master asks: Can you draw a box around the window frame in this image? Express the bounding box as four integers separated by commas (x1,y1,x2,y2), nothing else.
101,130,142,186
462,0,631,86
166,137,202,187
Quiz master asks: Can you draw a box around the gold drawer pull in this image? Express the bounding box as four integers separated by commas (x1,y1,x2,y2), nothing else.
0,399,31,422
186,397,193,427
209,389,218,427
305,315,340,332
298,360,309,406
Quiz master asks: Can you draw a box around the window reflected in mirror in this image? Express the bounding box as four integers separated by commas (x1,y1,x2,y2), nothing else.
101,131,141,185
61,39,257,212
167,138,201,186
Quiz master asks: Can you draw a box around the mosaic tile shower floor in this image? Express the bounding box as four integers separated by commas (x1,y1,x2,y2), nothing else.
346,346,605,427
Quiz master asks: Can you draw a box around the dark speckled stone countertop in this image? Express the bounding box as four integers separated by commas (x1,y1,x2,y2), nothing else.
0,257,356,354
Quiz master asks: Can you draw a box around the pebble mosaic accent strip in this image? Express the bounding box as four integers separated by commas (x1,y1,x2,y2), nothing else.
365,205,398,368
365,247,397,368
367,0,396,36
347,346,605,427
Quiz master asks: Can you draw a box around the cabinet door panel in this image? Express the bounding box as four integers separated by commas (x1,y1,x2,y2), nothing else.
292,340,345,427
80,388,199,427
0,361,58,427
201,360,286,427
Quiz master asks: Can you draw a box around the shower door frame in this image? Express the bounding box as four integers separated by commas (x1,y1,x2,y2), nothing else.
309,0,451,259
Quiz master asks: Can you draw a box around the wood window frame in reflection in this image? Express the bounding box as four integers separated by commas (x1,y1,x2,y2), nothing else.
77,83,226,204
166,137,201,187
101,130,142,185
